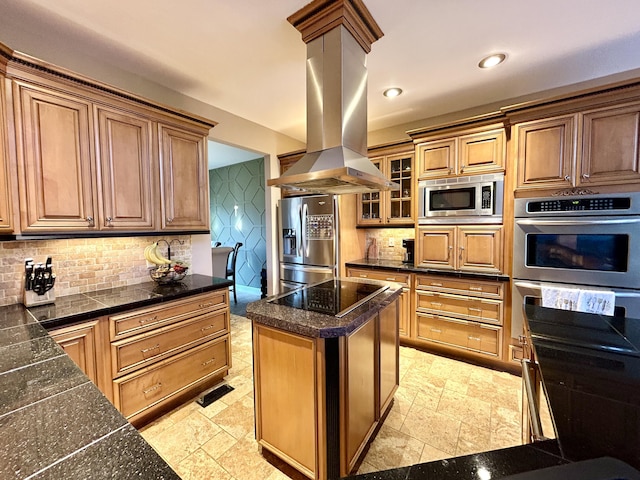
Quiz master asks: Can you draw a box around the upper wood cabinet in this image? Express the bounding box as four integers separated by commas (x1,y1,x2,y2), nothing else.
95,105,155,230
417,225,503,274
415,127,505,180
356,146,414,226
159,124,209,230
514,114,577,190
0,74,13,234
509,88,640,192
4,47,215,235
13,81,99,232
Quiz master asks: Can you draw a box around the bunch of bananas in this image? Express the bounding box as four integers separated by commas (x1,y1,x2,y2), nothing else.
144,242,171,266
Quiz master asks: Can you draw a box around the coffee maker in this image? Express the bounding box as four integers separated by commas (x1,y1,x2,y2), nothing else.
402,239,414,264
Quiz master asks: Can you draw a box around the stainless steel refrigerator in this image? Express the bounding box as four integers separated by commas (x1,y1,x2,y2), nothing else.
278,194,339,292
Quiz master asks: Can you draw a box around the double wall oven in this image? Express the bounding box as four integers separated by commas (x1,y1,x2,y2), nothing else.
513,191,640,338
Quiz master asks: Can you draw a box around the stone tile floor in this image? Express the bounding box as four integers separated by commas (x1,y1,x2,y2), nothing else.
139,286,526,479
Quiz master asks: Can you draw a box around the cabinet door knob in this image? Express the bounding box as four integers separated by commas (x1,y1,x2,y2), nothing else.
564,175,571,181
460,164,465,172
86,216,94,227
582,173,590,180
106,216,113,226
167,217,174,224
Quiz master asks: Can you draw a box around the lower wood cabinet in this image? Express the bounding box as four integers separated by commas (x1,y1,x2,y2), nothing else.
49,288,231,427
252,298,399,480
49,320,100,385
412,274,505,360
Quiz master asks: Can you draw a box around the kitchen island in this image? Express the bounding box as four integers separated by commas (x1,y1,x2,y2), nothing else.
0,274,231,479
246,278,403,480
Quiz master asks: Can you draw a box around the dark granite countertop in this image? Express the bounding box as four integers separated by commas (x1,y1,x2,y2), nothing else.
0,274,232,479
345,258,510,282
246,277,403,338
347,305,640,479
29,274,233,330
524,304,640,469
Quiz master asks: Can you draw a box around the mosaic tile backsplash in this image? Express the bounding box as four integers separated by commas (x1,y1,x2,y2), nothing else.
209,158,266,288
364,228,416,261
0,236,191,307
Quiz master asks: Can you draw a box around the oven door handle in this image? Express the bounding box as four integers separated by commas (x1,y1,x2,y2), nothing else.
521,358,547,442
516,218,640,226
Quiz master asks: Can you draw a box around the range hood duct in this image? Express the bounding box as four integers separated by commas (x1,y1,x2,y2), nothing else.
268,0,399,195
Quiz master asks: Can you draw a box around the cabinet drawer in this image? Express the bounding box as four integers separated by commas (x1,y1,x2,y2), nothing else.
111,308,229,377
113,335,230,419
416,291,502,325
347,268,411,287
416,313,501,357
110,290,228,340
416,275,503,299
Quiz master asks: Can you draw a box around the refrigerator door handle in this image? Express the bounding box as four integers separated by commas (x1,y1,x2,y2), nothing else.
302,202,309,257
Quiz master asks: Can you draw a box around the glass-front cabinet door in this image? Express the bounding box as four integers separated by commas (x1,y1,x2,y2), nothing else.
388,152,414,224
357,157,385,225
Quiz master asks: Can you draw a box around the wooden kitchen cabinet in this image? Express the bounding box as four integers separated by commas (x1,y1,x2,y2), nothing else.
512,97,640,191
50,321,100,385
95,105,156,230
0,73,12,233
417,225,503,274
5,48,215,235
159,123,209,231
13,81,99,232
413,273,504,359
415,126,505,180
346,267,412,339
357,144,414,225
110,289,231,426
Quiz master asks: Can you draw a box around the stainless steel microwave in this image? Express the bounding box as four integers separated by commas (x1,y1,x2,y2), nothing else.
418,172,504,224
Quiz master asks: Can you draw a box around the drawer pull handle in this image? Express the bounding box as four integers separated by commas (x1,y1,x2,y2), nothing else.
201,325,215,332
202,358,216,367
199,302,214,309
143,383,162,395
386,277,396,281
468,336,481,341
139,315,158,325
469,286,483,291
430,302,442,307
141,344,160,354
430,328,442,333
430,282,443,287
468,307,482,313
359,274,368,278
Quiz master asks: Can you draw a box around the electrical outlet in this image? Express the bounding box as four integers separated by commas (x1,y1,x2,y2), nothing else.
388,237,395,247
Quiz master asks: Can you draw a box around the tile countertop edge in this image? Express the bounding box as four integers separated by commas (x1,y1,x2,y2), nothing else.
345,258,510,282
0,274,234,479
28,274,233,330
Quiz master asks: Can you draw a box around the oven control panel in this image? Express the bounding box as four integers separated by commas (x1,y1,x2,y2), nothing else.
527,197,631,213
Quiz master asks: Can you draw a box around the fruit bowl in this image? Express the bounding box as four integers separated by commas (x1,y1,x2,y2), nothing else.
149,264,188,284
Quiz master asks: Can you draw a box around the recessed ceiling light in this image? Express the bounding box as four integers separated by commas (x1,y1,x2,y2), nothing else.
478,53,507,69
383,87,403,98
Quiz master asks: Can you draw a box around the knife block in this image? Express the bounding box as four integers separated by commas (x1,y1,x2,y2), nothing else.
23,287,56,307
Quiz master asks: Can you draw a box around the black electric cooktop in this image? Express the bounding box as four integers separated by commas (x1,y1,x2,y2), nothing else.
270,279,388,317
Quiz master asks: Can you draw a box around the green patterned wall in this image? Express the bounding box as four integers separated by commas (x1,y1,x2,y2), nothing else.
209,158,266,288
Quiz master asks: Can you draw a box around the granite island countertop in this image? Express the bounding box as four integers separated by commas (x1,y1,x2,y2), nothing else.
0,274,232,479
246,277,403,338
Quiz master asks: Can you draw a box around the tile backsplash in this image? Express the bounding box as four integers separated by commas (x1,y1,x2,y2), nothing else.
0,236,191,307
364,228,415,261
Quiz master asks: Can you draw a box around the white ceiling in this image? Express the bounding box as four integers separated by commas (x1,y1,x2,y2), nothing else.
2,0,640,162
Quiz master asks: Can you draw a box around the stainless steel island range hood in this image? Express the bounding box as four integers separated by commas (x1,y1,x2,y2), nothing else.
268,0,399,195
